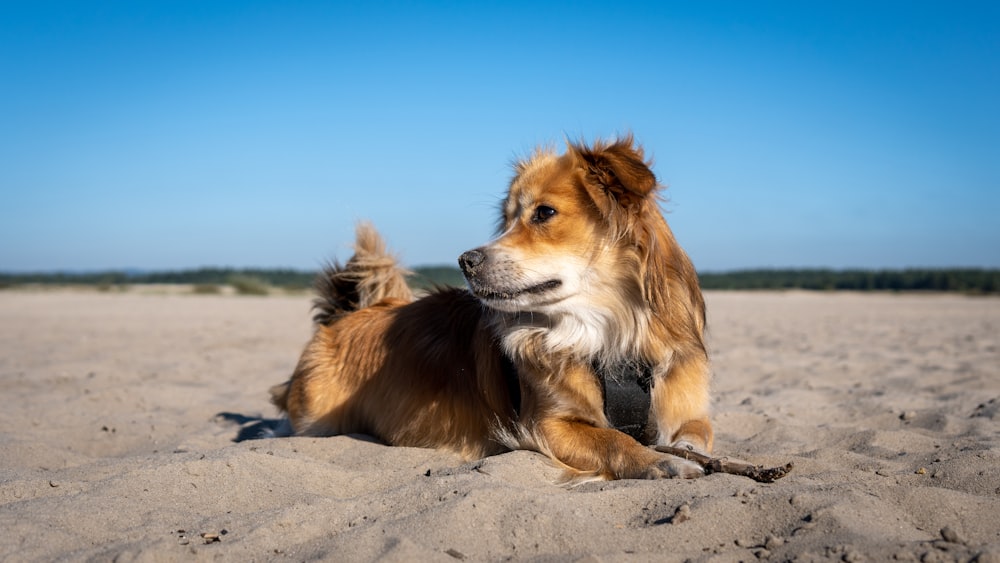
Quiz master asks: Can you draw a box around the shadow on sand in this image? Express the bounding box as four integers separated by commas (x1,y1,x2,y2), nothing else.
215,412,284,442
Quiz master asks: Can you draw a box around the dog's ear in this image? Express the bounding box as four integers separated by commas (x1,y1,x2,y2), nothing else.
571,135,657,212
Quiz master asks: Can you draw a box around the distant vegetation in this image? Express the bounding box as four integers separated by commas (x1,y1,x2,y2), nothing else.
1,267,998,294
226,274,272,296
0,268,315,291
697,268,1000,293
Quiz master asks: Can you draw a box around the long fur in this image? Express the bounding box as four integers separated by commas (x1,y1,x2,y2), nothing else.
271,136,713,480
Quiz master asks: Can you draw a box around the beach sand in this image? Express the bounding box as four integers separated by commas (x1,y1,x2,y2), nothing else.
1,289,998,561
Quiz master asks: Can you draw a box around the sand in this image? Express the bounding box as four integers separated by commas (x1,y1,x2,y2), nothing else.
1,288,998,562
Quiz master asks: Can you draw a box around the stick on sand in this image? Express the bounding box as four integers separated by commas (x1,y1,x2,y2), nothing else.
655,446,794,483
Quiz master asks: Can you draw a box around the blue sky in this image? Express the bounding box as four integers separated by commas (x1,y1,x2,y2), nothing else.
2,1,998,272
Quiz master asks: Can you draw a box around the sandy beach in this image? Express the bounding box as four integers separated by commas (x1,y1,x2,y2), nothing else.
1,288,998,562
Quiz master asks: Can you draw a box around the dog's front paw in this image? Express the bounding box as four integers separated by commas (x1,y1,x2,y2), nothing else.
641,439,710,479
657,454,705,479
636,452,704,479
669,439,705,454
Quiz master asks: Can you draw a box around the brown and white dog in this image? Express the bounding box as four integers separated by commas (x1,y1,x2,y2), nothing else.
270,136,713,481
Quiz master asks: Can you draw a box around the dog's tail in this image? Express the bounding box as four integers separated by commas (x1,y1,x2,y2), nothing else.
312,222,414,325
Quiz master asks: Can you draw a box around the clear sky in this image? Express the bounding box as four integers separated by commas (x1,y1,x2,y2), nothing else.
2,1,998,272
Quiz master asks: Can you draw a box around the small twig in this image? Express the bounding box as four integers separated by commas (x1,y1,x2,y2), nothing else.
655,446,793,483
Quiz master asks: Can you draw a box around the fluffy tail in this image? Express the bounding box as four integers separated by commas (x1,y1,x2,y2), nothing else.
312,222,414,325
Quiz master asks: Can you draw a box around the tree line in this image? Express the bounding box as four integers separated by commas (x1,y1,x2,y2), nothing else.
0,268,316,290
697,268,999,293
2,267,998,294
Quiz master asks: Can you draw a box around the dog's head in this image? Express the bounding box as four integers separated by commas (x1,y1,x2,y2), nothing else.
459,135,683,323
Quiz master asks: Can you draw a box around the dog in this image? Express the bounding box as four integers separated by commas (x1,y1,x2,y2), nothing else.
270,135,713,481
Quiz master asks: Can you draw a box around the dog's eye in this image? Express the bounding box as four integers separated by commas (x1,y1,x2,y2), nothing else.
532,205,557,224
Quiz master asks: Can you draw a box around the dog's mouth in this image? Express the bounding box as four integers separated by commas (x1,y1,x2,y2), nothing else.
469,279,563,302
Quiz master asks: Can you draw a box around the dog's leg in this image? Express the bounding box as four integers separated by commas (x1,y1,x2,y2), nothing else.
521,361,704,480
535,417,703,480
649,351,714,453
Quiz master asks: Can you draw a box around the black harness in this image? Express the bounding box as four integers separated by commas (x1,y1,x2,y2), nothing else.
501,356,653,442
599,362,653,442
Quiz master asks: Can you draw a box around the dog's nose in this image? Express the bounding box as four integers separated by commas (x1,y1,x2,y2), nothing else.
458,249,485,274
